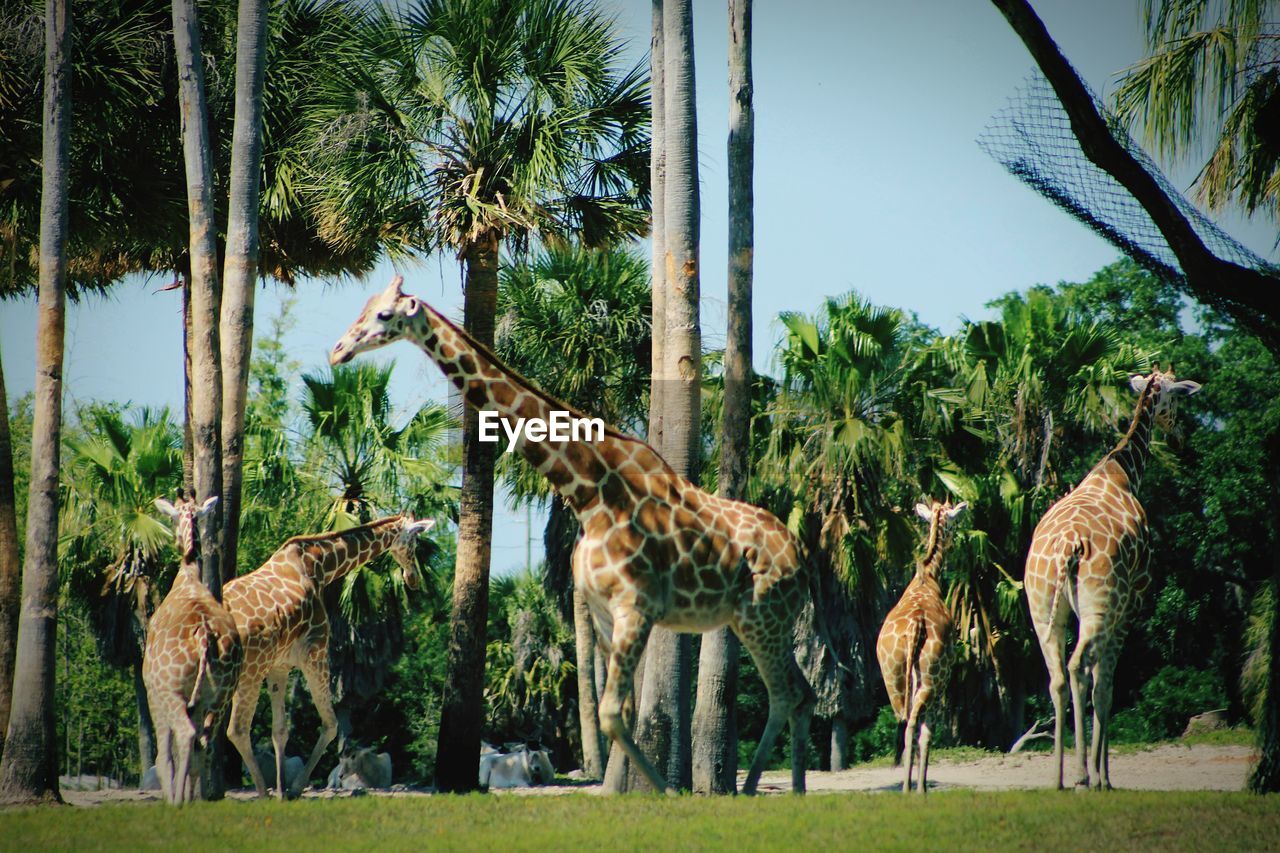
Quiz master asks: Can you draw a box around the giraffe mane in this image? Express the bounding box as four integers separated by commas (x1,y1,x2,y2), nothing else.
280,515,404,548
419,299,651,452
1102,371,1161,462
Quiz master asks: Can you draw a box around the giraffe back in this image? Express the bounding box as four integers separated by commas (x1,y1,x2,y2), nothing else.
144,571,243,720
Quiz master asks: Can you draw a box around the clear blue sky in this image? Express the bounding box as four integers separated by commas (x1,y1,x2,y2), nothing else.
2,0,1275,575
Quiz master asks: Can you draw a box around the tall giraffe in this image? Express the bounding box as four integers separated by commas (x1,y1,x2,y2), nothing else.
876,499,966,793
144,493,244,805
223,514,435,798
331,276,818,795
1025,368,1200,790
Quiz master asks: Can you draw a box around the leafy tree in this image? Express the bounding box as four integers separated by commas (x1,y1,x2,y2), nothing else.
310,0,649,791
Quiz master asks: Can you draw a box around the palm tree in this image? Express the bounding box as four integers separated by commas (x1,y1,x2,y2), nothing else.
298,361,455,729
693,0,752,795
0,0,70,805
761,293,922,763
58,406,183,779
495,243,651,779
313,0,649,791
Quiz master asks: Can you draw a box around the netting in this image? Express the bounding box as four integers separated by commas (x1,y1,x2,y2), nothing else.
977,70,1280,303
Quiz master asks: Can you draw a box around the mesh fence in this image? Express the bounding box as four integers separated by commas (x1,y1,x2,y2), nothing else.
977,70,1280,303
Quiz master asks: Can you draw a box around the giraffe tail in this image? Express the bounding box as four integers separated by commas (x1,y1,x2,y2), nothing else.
188,622,211,712
1049,540,1083,627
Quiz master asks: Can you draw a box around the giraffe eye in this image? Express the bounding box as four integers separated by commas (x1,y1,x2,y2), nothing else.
376,310,393,321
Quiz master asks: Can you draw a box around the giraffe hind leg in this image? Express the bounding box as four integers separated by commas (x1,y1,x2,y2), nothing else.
739,630,814,796
1068,627,1099,789
227,676,269,797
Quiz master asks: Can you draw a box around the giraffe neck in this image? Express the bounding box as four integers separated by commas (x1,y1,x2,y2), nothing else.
287,517,402,587
1103,382,1159,491
402,302,647,511
916,516,947,579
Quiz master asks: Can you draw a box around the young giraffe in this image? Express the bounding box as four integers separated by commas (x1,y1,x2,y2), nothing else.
1025,368,1200,790
223,514,435,799
144,494,244,805
331,276,818,795
876,499,966,794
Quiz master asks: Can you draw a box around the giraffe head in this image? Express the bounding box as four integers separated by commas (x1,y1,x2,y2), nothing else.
1128,368,1202,431
388,515,435,591
330,276,420,366
914,498,968,562
154,492,218,565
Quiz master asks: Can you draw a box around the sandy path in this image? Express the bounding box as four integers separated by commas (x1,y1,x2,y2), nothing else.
59,743,1257,806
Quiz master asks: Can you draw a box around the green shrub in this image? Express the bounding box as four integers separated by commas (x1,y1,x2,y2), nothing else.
1111,666,1226,743
847,706,901,763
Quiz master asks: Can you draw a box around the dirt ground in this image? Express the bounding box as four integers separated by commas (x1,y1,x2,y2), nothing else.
59,742,1257,806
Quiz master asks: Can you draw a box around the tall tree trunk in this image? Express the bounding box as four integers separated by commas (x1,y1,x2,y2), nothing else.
693,0,752,796
434,232,500,793
0,347,20,755
172,0,223,601
631,0,700,793
182,276,195,495
573,585,605,779
607,0,668,793
219,0,268,586
0,0,69,805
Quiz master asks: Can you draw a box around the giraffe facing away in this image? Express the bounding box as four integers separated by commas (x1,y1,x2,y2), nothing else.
223,514,435,799
1025,369,1200,790
876,499,966,794
331,276,819,795
144,493,244,805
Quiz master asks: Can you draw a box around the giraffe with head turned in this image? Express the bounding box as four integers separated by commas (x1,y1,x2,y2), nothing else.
222,513,435,799
876,498,966,794
332,276,818,794
144,493,244,805
1025,368,1201,790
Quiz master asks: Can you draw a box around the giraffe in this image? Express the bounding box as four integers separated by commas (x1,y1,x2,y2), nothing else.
876,499,966,794
143,493,244,805
331,276,818,795
1025,368,1201,790
223,513,435,799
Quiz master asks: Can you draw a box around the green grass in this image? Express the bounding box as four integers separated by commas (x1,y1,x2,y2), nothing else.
2,791,1278,852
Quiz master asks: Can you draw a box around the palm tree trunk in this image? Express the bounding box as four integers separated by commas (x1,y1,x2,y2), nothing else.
692,0,752,796
0,0,70,805
0,347,21,754
573,585,605,779
607,0,667,794
219,0,268,587
631,0,700,793
182,275,195,495
435,231,500,793
172,0,224,601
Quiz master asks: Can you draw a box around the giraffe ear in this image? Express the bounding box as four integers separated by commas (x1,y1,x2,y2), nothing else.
1129,375,1151,395
1169,379,1202,397
915,502,932,521
154,498,178,519
196,496,219,517
947,501,969,520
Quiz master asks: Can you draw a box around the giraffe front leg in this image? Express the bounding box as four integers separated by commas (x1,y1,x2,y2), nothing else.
265,668,291,799
598,608,670,794
1036,630,1069,790
227,677,268,797
294,648,339,799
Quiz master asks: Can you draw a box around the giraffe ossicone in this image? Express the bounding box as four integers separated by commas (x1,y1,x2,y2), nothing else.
332,275,820,795
1025,367,1200,791
143,492,244,805
876,498,966,794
